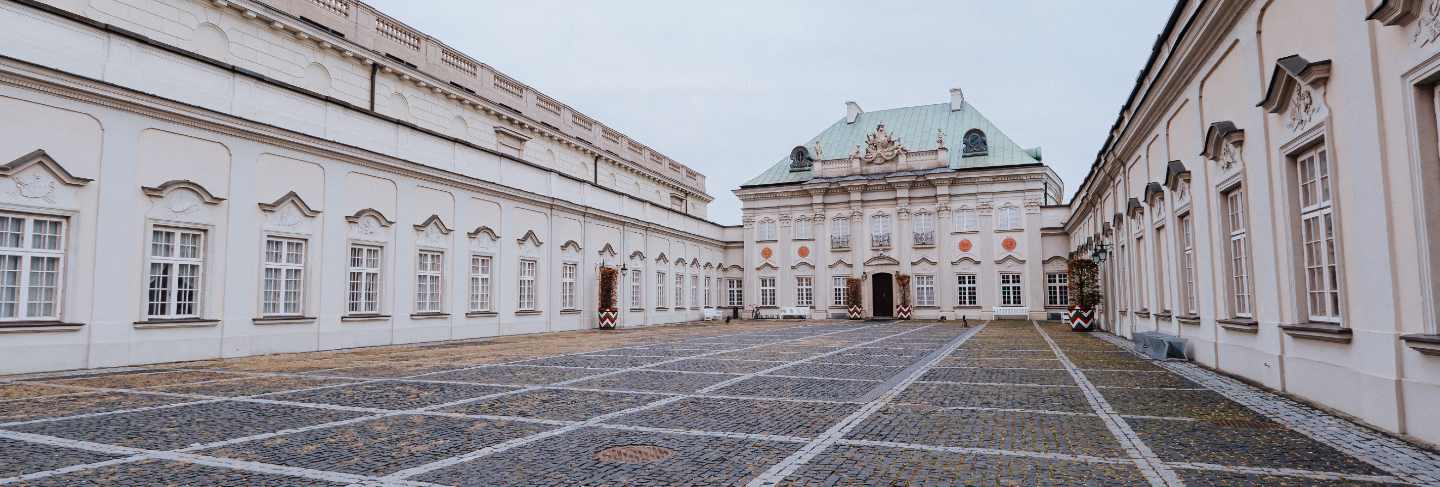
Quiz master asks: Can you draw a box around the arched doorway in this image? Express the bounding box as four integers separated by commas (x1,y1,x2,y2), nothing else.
872,272,893,318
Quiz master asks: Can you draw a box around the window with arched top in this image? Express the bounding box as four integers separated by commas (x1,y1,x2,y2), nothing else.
996,205,1022,231
962,129,988,156
756,218,777,241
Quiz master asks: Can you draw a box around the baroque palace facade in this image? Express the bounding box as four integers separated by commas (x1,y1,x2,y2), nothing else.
1,0,1439,447
1063,0,1440,446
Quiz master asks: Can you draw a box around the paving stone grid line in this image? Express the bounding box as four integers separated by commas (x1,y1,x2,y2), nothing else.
1093,331,1440,485
0,320,1433,486
0,321,844,486
1031,320,1181,487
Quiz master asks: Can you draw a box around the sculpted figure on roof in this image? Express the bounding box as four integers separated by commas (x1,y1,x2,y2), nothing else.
861,123,905,164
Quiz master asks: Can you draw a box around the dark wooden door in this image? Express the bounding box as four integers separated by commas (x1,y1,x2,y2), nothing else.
873,273,893,317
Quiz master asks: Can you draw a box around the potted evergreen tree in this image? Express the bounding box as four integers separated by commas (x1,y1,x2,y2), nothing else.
597,266,619,330
895,273,912,320
1067,258,1101,331
845,277,864,319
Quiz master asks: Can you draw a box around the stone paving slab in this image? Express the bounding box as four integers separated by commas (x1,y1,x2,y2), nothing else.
897,381,1094,413
566,370,741,394
845,404,1128,458
0,383,77,401
1176,469,1409,486
443,388,667,421
710,375,879,402
1101,387,1267,421
11,400,366,450
648,358,787,374
769,363,906,381
147,376,358,397
262,381,517,410
202,414,553,476
1129,417,1389,475
0,391,191,423
919,366,1077,386
609,397,860,437
4,459,349,486
0,437,123,478
418,364,612,385
414,426,802,486
775,444,1149,486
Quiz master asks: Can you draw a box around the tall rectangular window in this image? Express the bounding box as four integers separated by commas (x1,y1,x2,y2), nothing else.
704,277,712,307
630,269,642,309
690,275,699,308
1134,234,1147,309
470,255,491,312
1179,214,1197,315
518,259,538,311
561,263,577,310
953,208,978,232
1046,272,1069,307
726,278,743,307
912,212,935,246
757,220,777,241
956,273,977,306
348,245,382,314
833,276,847,306
915,274,935,307
871,214,891,248
1224,189,1251,317
656,271,667,308
794,219,812,240
796,276,813,307
262,237,305,316
1153,224,1168,312
675,273,685,308
147,227,204,319
1296,146,1340,322
415,250,443,313
0,214,65,320
999,272,1023,307
831,217,850,249
760,276,776,306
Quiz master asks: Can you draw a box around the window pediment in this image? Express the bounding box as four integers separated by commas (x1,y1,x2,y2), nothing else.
468,225,499,241
2,149,92,187
561,240,583,253
1259,55,1331,133
142,180,225,205
516,230,544,247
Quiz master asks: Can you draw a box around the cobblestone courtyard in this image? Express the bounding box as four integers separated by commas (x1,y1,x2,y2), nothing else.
1,320,1438,486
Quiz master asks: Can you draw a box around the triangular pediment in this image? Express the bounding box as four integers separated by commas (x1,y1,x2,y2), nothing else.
258,191,320,216
654,252,669,264
864,253,900,266
413,214,453,234
2,149,92,186
599,243,617,257
517,229,544,247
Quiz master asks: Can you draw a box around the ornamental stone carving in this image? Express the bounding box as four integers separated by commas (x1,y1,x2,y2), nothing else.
860,124,905,164
1415,0,1440,45
1285,87,1318,131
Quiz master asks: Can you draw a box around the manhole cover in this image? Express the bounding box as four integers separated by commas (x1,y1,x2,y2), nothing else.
595,444,674,464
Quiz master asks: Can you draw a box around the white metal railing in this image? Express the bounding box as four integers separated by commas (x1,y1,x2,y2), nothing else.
831,235,850,249
913,231,935,246
871,234,891,249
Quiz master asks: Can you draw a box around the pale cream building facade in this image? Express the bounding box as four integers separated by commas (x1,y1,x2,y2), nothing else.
1064,0,1440,446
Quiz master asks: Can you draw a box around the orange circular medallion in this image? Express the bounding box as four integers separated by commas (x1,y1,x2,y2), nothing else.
1002,237,1018,252
958,239,972,253
797,246,810,258
760,247,773,259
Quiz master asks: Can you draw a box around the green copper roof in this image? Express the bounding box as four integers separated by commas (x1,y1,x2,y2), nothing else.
741,101,1041,187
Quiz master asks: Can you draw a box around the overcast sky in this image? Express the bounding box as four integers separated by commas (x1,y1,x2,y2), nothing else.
366,0,1176,225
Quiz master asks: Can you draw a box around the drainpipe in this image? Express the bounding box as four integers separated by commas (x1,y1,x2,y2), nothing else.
368,62,379,111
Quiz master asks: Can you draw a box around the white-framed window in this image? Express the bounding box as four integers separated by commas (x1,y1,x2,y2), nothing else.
912,212,935,246
704,276,712,307
347,244,382,314
1046,272,1069,307
518,259,538,311
796,276,813,307
953,208,978,232
656,271,666,308
1224,188,1251,317
674,273,685,308
757,219,777,241
956,273,977,306
996,205,1022,231
794,218,812,240
1153,223,1168,312
871,213,891,248
915,274,935,307
1178,214,1197,315
0,213,65,321
469,255,492,312
999,272,1023,307
831,217,850,249
690,275,699,308
833,276,847,307
261,237,305,316
726,278,743,307
415,250,443,313
1134,234,1147,308
561,262,578,310
146,227,204,319
759,276,776,306
1296,146,1340,322
630,269,643,309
